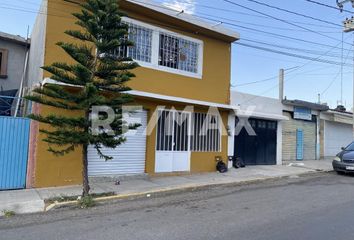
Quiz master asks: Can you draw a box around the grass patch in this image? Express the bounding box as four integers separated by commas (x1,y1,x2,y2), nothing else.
2,210,15,218
45,192,115,204
78,195,95,208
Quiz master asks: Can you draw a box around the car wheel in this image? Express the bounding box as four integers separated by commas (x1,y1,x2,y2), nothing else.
336,171,345,175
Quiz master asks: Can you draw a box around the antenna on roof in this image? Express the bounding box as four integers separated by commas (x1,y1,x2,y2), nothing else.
212,22,223,28
177,10,184,16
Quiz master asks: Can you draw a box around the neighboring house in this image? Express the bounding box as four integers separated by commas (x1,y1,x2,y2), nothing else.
320,106,353,158
228,91,287,166
282,99,329,162
0,31,29,115
26,0,239,187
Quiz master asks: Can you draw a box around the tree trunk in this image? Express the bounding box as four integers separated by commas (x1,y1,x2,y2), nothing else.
82,143,90,197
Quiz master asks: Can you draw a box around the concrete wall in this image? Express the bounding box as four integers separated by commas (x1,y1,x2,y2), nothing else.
230,91,283,116
25,0,47,89
0,38,27,92
282,112,316,161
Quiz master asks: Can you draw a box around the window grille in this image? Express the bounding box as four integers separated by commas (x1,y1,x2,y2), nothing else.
191,113,221,152
115,22,153,63
159,33,199,74
156,110,190,152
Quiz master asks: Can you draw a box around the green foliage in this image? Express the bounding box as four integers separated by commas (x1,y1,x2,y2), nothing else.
46,192,115,204
78,195,96,209
2,210,15,218
25,0,140,196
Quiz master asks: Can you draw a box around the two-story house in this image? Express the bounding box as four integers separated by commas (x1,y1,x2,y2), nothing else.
0,31,29,116
26,0,239,188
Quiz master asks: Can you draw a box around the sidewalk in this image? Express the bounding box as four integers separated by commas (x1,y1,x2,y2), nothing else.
0,159,333,216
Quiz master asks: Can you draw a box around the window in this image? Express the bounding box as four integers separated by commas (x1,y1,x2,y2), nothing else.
0,49,8,78
159,33,199,73
117,22,153,63
191,113,221,152
118,17,203,78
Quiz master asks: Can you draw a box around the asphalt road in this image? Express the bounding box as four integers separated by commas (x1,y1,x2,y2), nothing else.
2,172,354,240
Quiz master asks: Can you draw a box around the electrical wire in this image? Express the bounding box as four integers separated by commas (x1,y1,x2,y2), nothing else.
242,0,343,27
305,0,354,14
1,0,347,52
321,43,353,95
222,0,351,46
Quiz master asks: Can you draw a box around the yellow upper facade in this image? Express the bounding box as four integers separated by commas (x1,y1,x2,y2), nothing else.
44,0,239,104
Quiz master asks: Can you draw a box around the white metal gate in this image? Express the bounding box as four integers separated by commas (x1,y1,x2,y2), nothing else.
155,110,191,173
88,110,147,176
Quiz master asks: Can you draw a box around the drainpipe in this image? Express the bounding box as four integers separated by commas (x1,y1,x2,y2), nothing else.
14,28,30,117
279,69,284,101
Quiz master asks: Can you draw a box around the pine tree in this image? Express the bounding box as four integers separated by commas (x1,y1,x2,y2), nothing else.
25,0,139,196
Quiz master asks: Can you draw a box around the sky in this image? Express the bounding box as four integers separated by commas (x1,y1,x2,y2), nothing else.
1,0,354,109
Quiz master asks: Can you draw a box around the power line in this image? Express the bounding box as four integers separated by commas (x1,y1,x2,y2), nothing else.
174,0,342,29
242,0,343,27
305,0,354,14
233,66,300,87
222,0,351,46
235,42,353,67
233,76,278,87
321,42,353,95
1,0,347,51
241,38,350,58
197,14,350,51
197,12,341,34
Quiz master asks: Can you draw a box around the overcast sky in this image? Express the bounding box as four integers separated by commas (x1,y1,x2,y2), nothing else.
1,0,353,109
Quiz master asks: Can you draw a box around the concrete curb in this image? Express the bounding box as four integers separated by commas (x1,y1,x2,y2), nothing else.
44,169,333,212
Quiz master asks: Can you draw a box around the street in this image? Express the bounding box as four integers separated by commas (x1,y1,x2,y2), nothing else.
1,172,354,240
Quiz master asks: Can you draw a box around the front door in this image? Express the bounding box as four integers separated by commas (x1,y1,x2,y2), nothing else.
296,128,304,160
155,110,191,173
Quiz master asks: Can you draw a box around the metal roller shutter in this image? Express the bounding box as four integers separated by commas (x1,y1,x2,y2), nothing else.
88,110,147,176
324,121,352,157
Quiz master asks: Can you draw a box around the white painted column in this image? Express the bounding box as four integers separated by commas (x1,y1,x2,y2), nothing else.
276,121,283,165
227,112,236,168
316,116,321,160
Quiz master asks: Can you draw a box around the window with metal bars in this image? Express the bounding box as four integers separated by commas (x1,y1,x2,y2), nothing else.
191,113,221,152
0,49,8,78
115,22,153,63
159,33,199,73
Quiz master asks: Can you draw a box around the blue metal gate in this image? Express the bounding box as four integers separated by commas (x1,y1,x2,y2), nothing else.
0,116,30,190
296,128,304,161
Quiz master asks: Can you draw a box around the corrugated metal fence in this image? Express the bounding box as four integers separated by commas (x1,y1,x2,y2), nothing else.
0,95,31,190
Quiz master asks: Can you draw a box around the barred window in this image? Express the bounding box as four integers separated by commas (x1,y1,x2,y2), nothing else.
0,49,8,78
191,113,221,152
116,17,203,78
116,22,153,63
159,33,199,74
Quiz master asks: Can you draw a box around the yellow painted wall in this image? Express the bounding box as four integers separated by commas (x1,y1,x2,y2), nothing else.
33,0,232,187
45,0,232,104
133,99,229,175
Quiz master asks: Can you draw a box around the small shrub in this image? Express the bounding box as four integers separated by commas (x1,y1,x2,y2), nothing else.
2,210,15,218
78,195,95,209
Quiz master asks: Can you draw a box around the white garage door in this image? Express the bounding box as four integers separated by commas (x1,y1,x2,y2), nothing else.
324,121,353,157
88,110,147,176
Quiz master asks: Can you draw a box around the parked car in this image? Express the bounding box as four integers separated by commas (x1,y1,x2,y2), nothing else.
332,141,354,174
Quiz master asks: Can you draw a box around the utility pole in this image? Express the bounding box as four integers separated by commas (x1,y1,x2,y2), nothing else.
340,1,354,138
279,68,284,101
